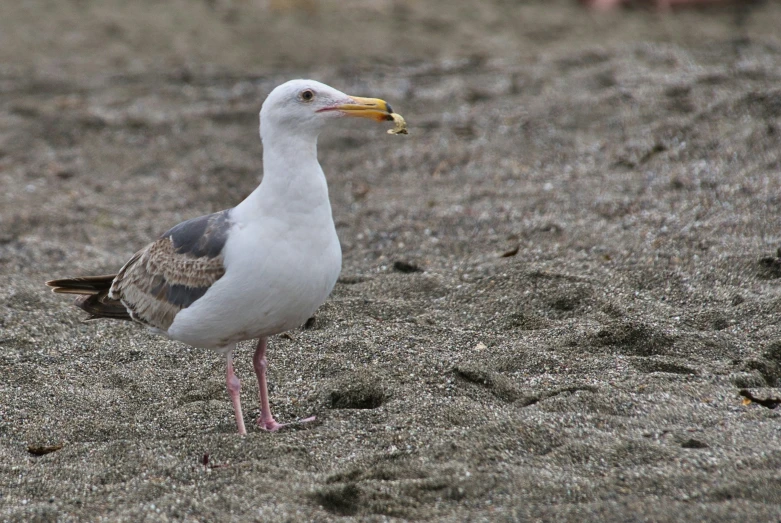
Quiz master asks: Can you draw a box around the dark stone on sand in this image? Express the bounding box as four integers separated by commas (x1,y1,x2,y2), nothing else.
681,438,709,449
392,261,422,273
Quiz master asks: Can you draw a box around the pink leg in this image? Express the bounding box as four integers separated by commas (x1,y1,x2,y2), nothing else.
253,337,316,431
226,351,247,435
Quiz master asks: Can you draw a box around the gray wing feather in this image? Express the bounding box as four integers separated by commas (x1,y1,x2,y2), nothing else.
163,209,231,258
109,210,232,330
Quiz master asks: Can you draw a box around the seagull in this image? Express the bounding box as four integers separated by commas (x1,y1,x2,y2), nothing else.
46,79,402,435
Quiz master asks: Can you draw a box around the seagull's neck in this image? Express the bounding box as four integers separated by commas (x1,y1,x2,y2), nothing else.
236,128,330,215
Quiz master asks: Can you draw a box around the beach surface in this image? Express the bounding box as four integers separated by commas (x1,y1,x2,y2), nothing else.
1,0,781,520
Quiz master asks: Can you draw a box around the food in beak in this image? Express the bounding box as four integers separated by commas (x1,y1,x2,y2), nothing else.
388,113,408,135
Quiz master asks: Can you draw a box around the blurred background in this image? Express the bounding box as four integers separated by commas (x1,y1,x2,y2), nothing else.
1,0,778,264
0,0,774,79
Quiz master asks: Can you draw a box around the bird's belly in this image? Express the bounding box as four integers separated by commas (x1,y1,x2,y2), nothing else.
166,230,341,349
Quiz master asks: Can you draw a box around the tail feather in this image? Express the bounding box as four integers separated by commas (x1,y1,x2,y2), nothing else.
46,275,132,322
75,294,133,321
46,275,117,295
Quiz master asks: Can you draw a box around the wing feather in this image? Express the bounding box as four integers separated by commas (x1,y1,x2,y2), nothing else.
109,210,231,330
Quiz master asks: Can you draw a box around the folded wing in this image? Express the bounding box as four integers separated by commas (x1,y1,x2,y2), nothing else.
47,209,233,331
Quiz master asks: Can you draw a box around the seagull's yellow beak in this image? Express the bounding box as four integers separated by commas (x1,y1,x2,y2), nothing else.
335,96,395,122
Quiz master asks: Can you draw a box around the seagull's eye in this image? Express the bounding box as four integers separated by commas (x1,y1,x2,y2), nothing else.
300,89,315,102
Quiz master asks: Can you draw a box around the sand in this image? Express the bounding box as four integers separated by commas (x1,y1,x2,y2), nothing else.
1,0,781,520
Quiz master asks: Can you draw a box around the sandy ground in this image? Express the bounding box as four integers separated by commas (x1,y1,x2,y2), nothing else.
2,0,781,520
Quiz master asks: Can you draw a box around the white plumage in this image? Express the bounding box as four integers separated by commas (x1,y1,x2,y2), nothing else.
168,81,344,349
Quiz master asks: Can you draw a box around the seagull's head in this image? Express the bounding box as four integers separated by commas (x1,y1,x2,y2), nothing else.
260,79,395,140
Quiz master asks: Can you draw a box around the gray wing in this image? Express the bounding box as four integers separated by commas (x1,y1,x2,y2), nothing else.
109,209,233,330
